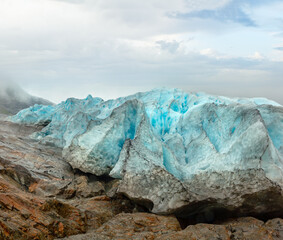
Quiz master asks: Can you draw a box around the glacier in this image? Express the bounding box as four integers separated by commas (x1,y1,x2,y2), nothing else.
12,88,283,216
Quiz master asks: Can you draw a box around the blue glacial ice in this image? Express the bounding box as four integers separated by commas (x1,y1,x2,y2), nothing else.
12,88,283,185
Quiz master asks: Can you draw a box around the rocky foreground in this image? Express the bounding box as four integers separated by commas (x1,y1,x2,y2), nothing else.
0,118,282,239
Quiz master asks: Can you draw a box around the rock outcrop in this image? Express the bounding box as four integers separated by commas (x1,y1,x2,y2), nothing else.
0,120,137,239
59,212,182,240
158,217,283,240
60,216,283,240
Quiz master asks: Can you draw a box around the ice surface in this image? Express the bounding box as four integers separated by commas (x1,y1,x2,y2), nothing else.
12,88,283,184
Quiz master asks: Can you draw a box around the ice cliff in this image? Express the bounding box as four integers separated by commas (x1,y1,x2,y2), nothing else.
12,88,283,216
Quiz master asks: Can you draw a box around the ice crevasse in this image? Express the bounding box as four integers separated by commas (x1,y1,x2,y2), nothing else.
12,88,283,214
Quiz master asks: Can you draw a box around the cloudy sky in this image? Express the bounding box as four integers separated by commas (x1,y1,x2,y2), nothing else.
0,0,283,104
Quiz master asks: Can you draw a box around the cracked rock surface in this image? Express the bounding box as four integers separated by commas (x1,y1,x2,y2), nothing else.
60,216,283,240
0,120,137,239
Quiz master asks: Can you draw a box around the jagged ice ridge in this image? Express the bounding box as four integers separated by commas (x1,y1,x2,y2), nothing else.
12,88,283,215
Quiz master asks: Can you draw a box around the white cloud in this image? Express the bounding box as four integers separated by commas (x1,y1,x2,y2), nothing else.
0,0,282,104
249,51,265,60
200,48,216,57
184,0,232,12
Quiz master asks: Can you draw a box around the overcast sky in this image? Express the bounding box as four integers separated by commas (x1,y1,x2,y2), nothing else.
0,0,283,104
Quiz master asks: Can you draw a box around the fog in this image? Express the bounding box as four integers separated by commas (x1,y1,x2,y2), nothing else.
0,79,52,114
